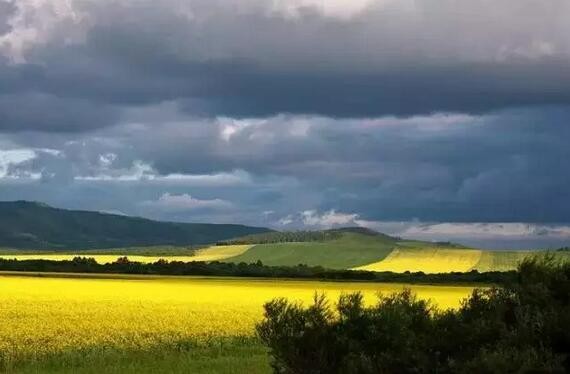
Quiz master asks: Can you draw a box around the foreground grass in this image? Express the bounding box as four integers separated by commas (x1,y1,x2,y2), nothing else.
10,339,270,374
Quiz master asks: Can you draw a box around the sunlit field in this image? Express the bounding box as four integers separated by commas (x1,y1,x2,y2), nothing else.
0,273,475,372
353,248,570,273
0,245,251,264
354,248,483,273
472,251,570,272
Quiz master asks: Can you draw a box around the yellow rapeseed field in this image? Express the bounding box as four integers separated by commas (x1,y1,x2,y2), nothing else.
189,245,252,261
353,248,483,273
0,245,251,264
0,274,475,364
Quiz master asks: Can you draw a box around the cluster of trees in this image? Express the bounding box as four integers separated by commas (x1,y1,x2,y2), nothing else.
218,227,395,245
257,256,570,373
0,257,515,284
218,231,346,245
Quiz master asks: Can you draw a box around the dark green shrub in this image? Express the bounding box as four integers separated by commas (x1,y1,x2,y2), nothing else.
257,256,570,373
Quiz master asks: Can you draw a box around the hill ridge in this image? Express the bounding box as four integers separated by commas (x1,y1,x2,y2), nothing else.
219,227,399,245
0,200,272,250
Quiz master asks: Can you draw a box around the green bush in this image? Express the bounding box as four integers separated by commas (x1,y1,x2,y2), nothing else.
257,256,570,373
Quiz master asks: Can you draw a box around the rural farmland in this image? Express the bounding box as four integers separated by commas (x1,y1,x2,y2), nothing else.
3,232,568,273
0,273,475,373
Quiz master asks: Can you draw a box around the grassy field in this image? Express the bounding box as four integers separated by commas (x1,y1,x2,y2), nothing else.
225,233,394,269
0,245,251,264
0,273,475,373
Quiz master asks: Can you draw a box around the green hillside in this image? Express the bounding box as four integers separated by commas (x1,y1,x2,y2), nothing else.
0,201,271,250
219,227,396,245
224,232,396,269
222,229,570,273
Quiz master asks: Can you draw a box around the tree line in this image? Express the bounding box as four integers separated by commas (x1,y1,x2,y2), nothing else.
217,227,395,245
0,257,515,284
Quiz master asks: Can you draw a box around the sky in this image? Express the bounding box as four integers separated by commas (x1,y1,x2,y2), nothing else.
1,0,570,249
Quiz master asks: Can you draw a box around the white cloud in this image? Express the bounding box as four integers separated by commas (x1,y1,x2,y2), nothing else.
219,118,260,142
273,209,570,249
75,160,154,182
0,0,86,62
218,116,311,145
140,193,233,212
351,219,570,249
75,160,252,186
278,214,294,226
400,222,570,240
98,153,117,167
271,0,376,20
301,209,359,228
0,148,38,180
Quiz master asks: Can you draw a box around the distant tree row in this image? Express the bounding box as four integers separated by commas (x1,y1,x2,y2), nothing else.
0,257,515,284
218,227,396,245
218,230,344,245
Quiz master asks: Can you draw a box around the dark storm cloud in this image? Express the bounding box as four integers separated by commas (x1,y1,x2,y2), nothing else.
176,60,570,118
0,92,119,132
1,0,570,131
3,106,570,224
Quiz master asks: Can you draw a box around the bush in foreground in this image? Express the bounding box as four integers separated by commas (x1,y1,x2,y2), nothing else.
257,256,570,373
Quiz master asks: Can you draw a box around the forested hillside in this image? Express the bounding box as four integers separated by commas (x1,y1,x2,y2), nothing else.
0,201,272,250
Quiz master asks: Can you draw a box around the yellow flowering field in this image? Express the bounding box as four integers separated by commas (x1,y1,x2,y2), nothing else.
0,245,251,264
0,273,475,366
353,248,483,273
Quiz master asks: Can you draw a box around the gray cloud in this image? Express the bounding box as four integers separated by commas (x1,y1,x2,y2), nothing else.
2,106,570,226
0,0,570,132
0,93,119,132
0,1,15,35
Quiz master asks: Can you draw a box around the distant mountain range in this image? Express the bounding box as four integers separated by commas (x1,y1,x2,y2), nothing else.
0,201,272,250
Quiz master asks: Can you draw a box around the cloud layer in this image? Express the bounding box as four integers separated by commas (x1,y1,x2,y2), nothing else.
1,0,570,131
1,0,570,248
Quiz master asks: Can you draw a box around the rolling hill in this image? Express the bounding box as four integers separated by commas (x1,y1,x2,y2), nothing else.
0,201,272,250
219,227,396,245
220,229,570,272
226,231,396,269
